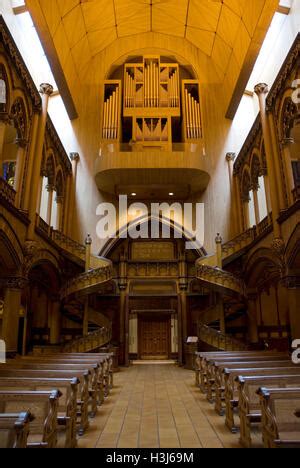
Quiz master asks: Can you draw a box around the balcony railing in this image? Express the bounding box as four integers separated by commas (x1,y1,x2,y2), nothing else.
292,186,300,203
36,215,50,236
52,230,86,258
62,327,112,353
0,177,16,205
222,228,256,258
198,323,249,351
257,215,272,237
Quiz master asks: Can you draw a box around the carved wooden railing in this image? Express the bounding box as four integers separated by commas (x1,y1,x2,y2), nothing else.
196,263,246,297
221,228,256,259
257,215,272,237
52,230,86,260
198,323,249,351
292,186,300,203
36,215,50,236
62,327,112,353
60,260,113,299
0,177,16,205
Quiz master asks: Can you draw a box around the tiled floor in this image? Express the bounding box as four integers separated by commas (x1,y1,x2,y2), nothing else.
77,363,262,449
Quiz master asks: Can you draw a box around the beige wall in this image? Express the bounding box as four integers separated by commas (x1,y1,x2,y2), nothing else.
2,1,299,256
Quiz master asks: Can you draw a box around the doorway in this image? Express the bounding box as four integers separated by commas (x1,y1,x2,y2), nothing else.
138,315,171,360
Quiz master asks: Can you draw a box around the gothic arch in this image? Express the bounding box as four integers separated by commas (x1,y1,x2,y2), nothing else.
279,96,299,140
285,223,300,270
245,248,282,289
99,213,207,258
55,168,65,198
250,152,262,190
0,215,24,272
45,152,56,185
241,167,251,202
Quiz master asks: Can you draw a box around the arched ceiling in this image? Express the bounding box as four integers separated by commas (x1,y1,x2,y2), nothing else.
26,0,279,117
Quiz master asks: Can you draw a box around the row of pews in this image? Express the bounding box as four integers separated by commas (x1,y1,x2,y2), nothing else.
0,352,114,448
195,351,300,448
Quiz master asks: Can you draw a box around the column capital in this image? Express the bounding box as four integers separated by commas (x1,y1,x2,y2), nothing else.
70,152,80,163
254,83,269,96
0,277,28,290
281,137,295,148
55,195,64,204
39,83,54,96
46,184,55,192
226,152,236,163
16,138,28,148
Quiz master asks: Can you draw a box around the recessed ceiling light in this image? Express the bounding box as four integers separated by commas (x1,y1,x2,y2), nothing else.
169,192,174,196
131,193,137,197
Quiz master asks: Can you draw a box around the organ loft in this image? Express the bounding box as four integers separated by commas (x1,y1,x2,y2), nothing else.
102,56,202,148
0,0,300,450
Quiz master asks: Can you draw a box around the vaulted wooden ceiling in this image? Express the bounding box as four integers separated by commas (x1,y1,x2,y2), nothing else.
26,0,279,117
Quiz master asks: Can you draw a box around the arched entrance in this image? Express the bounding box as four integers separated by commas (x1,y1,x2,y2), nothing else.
99,217,207,366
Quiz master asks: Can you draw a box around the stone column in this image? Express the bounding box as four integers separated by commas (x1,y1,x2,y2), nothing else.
13,139,27,208
226,153,238,236
55,196,63,232
119,252,128,366
234,175,243,234
263,172,272,216
242,197,250,230
27,84,53,239
252,187,261,227
281,138,295,206
285,277,300,340
23,112,39,210
0,119,7,177
247,293,259,344
268,112,286,209
46,184,54,227
67,153,80,237
215,233,223,268
63,175,71,235
49,299,61,345
83,234,93,336
1,278,26,355
254,84,281,238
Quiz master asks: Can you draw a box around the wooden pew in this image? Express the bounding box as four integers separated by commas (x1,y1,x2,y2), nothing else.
206,356,290,403
0,390,61,448
195,351,285,390
214,360,296,415
18,354,110,400
222,364,299,432
0,377,79,448
237,375,300,448
0,362,99,420
0,369,90,436
257,387,300,448
0,412,34,448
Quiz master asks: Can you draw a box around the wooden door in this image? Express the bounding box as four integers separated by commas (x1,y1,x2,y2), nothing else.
139,317,170,360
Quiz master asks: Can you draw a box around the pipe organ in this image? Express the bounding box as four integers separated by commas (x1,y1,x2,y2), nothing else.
182,81,202,140
101,56,203,147
102,81,121,141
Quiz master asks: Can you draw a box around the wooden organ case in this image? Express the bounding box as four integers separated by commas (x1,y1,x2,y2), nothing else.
101,56,203,150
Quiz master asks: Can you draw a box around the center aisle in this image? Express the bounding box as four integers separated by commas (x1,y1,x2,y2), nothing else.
78,364,251,449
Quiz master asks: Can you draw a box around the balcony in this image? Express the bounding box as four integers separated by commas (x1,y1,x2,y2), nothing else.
95,142,211,199
0,177,16,206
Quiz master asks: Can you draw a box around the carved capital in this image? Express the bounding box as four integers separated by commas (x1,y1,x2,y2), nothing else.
55,195,64,204
271,237,285,258
70,152,80,163
46,184,55,193
0,276,28,290
283,276,300,289
39,83,54,96
226,152,236,163
16,138,28,148
281,137,295,148
23,240,39,258
254,83,269,96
